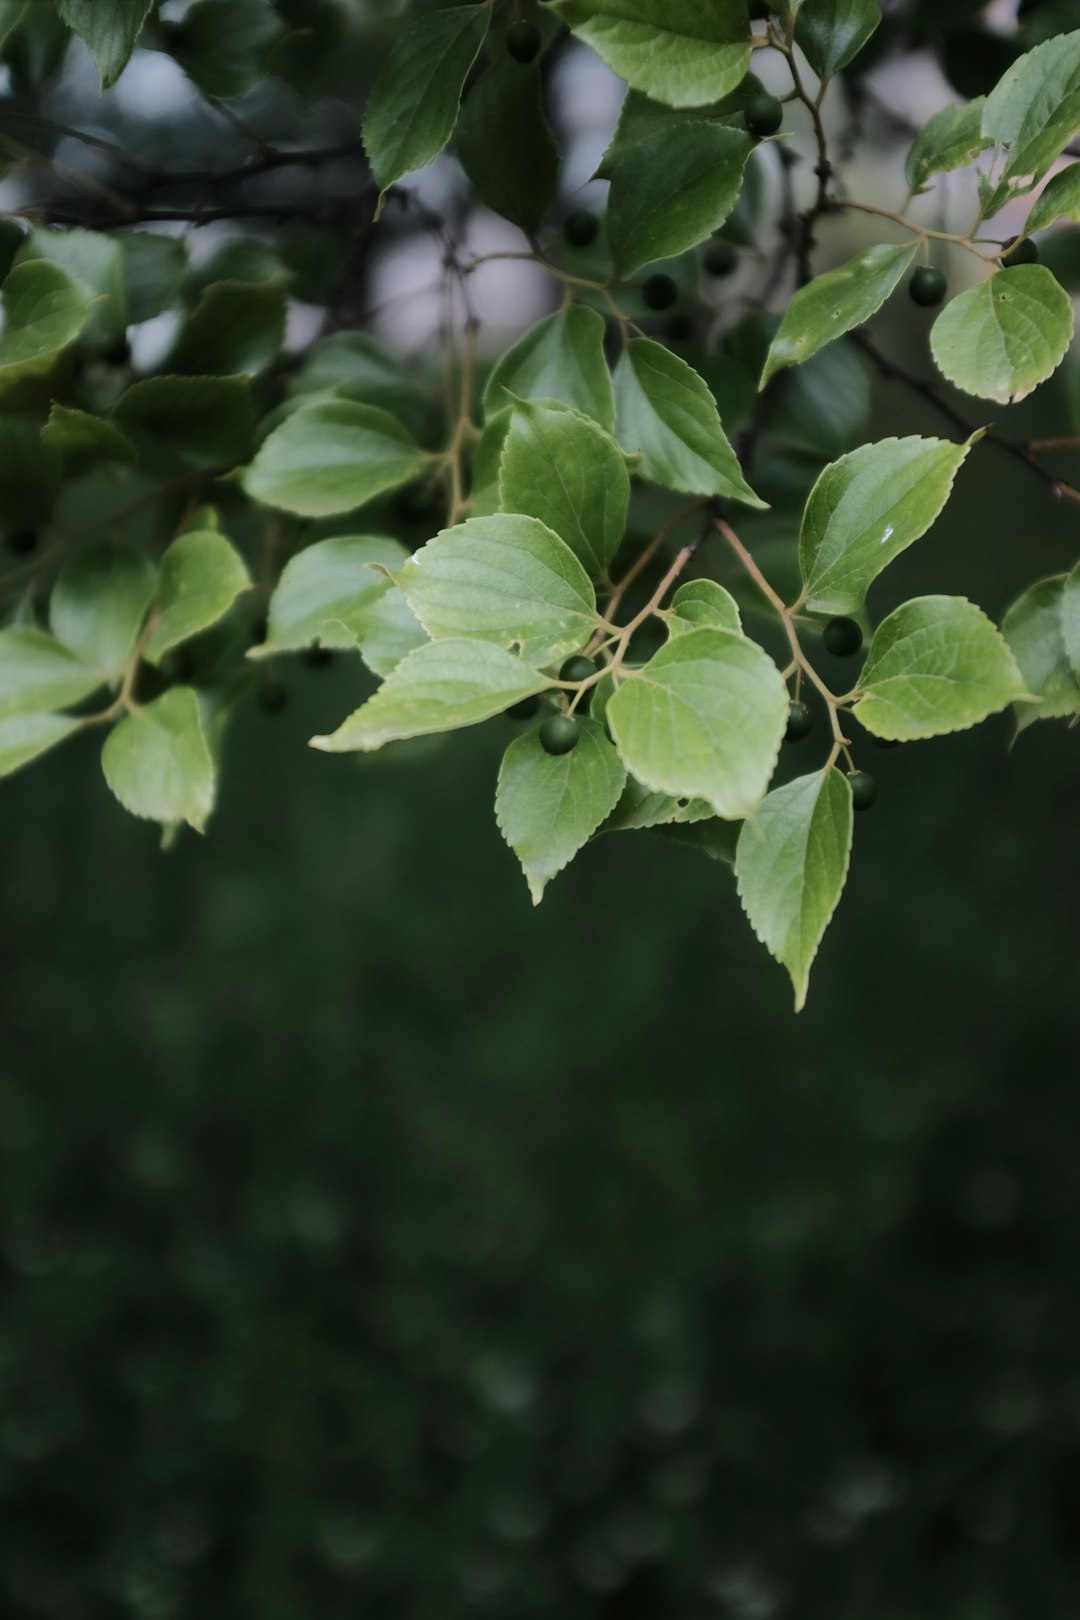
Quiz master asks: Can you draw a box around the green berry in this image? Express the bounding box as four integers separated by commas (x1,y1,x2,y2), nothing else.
704,238,738,277
1003,236,1038,266
909,266,947,307
258,681,288,715
642,273,678,310
848,770,878,811
823,616,863,657
506,20,541,62
559,654,597,683
784,700,813,742
4,529,36,556
563,209,598,248
539,714,580,755
506,694,541,720
745,92,783,139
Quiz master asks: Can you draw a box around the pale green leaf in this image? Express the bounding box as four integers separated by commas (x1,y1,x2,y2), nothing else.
550,0,752,109
929,265,1074,404
613,337,766,506
0,711,82,778
606,627,788,819
43,404,136,471
666,577,742,636
115,376,253,468
498,398,629,577
15,226,126,341
0,628,103,717
852,594,1029,740
144,531,251,665
362,2,491,205
496,716,626,903
101,686,215,831
735,766,853,1012
50,544,156,677
57,0,153,86
456,58,559,235
982,31,1080,192
0,261,92,386
1002,569,1080,727
395,514,597,665
351,587,428,678
601,773,714,832
798,434,971,615
240,401,428,517
484,307,615,430
606,119,753,276
761,242,917,386
795,0,880,80
1027,164,1080,233
169,279,287,376
254,535,408,657
311,638,549,752
905,99,989,194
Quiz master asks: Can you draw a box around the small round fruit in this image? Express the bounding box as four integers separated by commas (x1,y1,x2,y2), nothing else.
823,616,863,657
562,209,598,248
559,654,597,684
539,714,580,755
704,238,738,277
1004,236,1038,266
745,91,783,138
909,266,947,307
642,273,678,310
848,770,878,811
258,681,288,715
4,529,36,556
506,19,541,62
784,700,813,742
506,694,541,720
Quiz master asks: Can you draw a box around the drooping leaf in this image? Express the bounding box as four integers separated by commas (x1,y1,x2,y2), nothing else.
43,404,136,472
0,628,103,717
169,280,287,377
794,0,880,80
101,686,216,831
498,398,630,578
57,0,154,86
760,242,917,386
1026,164,1080,234
143,532,252,665
606,627,788,819
496,716,626,903
735,766,853,1012
798,435,972,615
0,711,82,778
254,535,408,657
240,401,428,517
852,594,1030,739
50,544,156,678
119,232,187,325
311,639,549,752
166,0,285,99
115,376,254,468
0,261,92,386
981,31,1080,198
1002,568,1080,727
484,307,615,430
613,338,766,506
456,58,559,235
362,2,491,207
905,98,990,194
606,119,753,276
929,265,1074,403
394,514,598,665
550,0,752,109
666,577,742,637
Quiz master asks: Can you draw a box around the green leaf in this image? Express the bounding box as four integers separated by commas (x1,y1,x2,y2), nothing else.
311,638,549,752
167,0,285,99
395,514,598,665
362,2,491,207
15,227,126,342
496,716,627,903
241,401,428,517
469,409,512,518
549,0,752,109
760,242,917,386
614,337,766,506
982,31,1080,195
852,595,1029,740
120,232,187,325
169,280,287,377
905,99,990,194
484,307,615,430
50,544,156,678
0,627,103,717
606,627,788,819
794,0,879,79
143,531,251,666
606,119,753,277
456,58,559,235
57,0,153,86
929,265,1074,404
498,398,629,578
0,414,63,529
115,376,254,468
0,261,92,386
43,404,136,472
351,587,429,678
0,711,82,778
0,1,28,50
1027,164,1080,233
666,577,742,636
601,774,714,833
654,816,740,864
735,766,853,1012
255,535,408,657
798,435,972,615
101,686,215,831
1002,568,1080,726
